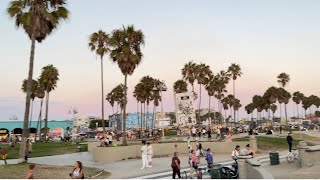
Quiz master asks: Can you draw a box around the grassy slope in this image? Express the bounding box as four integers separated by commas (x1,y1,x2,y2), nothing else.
0,142,88,159
0,163,110,179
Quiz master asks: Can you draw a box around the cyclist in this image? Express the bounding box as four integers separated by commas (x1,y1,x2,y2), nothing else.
287,133,293,152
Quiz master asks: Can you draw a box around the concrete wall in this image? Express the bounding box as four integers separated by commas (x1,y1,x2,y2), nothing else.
92,141,248,162
247,164,273,179
238,157,273,179
303,145,320,167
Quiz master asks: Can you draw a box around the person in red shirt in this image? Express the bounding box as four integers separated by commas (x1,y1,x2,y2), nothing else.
171,152,181,179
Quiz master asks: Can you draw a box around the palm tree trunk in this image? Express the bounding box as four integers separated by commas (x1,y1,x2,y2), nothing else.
20,36,36,162
198,85,202,124
29,100,34,129
233,79,236,129
218,100,223,125
100,57,106,137
208,96,211,127
144,103,146,130
36,99,43,141
152,103,156,132
147,103,149,130
285,103,288,125
44,90,50,142
122,74,128,146
296,103,299,118
279,103,282,120
140,102,143,132
137,101,139,127
272,111,275,126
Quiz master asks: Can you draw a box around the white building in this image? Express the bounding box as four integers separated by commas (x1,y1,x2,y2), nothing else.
154,112,171,127
174,92,196,126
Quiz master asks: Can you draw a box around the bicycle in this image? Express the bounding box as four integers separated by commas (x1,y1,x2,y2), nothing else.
286,148,299,163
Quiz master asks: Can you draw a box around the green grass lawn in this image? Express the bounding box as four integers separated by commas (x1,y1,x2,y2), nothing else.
0,142,88,159
0,163,110,179
233,135,315,151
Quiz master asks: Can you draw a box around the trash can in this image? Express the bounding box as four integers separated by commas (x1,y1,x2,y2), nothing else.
208,164,222,179
269,151,280,165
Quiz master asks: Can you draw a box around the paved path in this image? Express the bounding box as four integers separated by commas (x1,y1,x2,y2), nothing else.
2,150,288,179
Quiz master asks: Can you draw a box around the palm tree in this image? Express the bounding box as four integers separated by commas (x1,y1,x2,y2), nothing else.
221,96,230,123
270,104,277,124
133,82,147,131
228,63,242,126
22,79,39,128
277,88,291,124
173,80,188,93
182,61,197,98
292,91,304,118
141,76,155,129
195,63,212,124
35,78,45,141
106,92,115,115
7,0,68,161
245,103,255,121
151,79,162,130
214,71,230,124
233,98,241,126
88,30,109,137
109,25,145,146
40,65,59,142
204,74,216,126
302,96,312,119
277,73,290,88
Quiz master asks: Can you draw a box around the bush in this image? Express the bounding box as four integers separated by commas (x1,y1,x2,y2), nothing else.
164,131,177,136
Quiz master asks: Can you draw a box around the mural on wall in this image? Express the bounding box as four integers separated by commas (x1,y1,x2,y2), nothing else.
175,92,196,126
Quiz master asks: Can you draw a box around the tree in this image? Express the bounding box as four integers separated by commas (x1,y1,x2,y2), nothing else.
204,74,216,126
195,63,212,124
277,73,290,88
302,97,312,118
35,78,45,141
277,88,291,124
292,91,304,118
22,79,39,128
214,71,230,124
182,61,197,98
88,30,109,137
133,82,147,131
245,103,255,121
270,104,277,124
40,64,59,141
173,80,188,93
228,63,242,127
7,0,69,161
109,25,145,146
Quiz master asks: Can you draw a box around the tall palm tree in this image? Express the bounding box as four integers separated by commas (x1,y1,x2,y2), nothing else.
277,88,291,124
302,96,312,119
151,79,161,130
35,78,45,141
106,92,115,115
204,74,216,126
182,61,197,98
245,103,255,121
141,76,155,130
292,91,304,118
195,63,212,123
233,98,241,126
277,73,290,88
221,96,230,123
133,82,147,131
40,64,59,141
228,63,242,126
214,71,230,124
88,30,109,137
109,25,145,146
173,80,188,93
7,0,68,161
270,104,277,124
22,79,39,128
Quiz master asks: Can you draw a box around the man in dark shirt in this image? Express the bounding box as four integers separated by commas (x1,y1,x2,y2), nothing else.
286,133,293,152
171,152,181,179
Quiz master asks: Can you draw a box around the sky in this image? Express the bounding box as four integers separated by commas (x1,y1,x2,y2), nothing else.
1,0,320,121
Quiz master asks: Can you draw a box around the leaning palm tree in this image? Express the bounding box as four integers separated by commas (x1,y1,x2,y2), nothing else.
182,61,197,98
173,80,188,94
40,65,59,141
228,63,242,126
88,30,109,137
22,79,39,128
109,25,145,146
195,63,212,123
7,0,68,161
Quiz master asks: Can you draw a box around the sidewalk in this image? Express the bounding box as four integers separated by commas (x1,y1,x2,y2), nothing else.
2,150,288,179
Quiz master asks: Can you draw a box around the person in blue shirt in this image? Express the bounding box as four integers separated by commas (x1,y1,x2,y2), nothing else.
206,148,213,168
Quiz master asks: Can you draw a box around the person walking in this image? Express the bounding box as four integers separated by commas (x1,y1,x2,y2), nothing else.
216,128,221,140
287,133,293,152
280,126,283,135
171,152,181,179
140,141,148,169
69,161,84,179
191,126,196,140
147,142,153,167
26,164,36,179
191,150,199,178
0,147,7,164
207,128,212,141
205,148,213,168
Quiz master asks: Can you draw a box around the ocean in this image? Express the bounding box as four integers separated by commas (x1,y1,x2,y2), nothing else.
0,120,73,131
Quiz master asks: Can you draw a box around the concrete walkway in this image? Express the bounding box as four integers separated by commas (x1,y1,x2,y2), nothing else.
2,150,288,179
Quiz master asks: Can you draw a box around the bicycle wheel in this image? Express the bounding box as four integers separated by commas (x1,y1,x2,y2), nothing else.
286,153,294,163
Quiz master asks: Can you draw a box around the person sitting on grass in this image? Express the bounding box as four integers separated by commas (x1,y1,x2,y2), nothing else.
70,161,84,179
0,147,7,164
26,164,35,179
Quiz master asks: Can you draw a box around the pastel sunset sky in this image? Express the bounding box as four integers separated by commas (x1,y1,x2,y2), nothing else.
1,0,320,120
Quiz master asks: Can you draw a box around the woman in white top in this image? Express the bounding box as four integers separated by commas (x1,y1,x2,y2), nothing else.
70,161,84,179
147,142,153,167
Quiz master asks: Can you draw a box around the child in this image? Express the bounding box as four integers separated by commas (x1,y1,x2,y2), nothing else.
26,164,35,179
0,147,7,164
